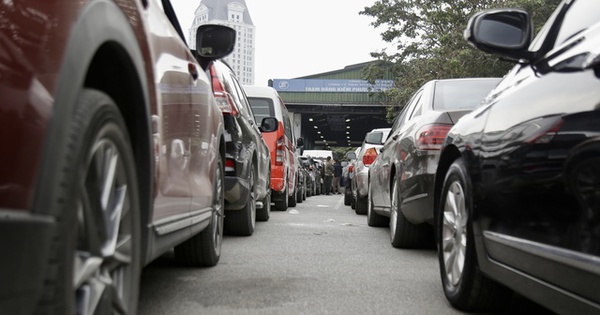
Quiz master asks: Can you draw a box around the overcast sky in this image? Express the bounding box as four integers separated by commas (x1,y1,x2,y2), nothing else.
172,0,388,86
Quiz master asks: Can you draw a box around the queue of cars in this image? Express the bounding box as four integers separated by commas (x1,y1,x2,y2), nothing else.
3,0,598,314
343,1,600,313
0,0,305,313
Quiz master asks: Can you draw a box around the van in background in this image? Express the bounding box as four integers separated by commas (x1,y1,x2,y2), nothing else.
243,86,302,211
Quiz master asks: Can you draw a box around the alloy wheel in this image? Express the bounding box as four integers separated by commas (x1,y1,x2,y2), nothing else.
75,137,135,315
442,181,468,287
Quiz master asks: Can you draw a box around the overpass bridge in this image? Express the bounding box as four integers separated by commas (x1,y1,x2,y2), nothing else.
269,61,396,150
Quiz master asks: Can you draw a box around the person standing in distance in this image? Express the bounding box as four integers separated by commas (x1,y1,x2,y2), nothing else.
333,158,342,194
323,156,334,195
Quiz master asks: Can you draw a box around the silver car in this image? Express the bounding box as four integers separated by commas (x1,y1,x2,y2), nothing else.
352,128,391,214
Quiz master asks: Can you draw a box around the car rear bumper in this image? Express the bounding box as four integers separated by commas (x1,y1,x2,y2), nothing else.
0,209,55,314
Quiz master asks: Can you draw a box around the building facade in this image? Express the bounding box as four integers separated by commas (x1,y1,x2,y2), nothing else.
190,0,255,85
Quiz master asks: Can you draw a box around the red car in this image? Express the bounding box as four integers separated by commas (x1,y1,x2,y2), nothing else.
0,1,235,314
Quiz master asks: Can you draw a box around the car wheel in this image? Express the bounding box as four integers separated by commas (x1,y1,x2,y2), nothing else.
355,194,368,215
289,184,298,207
175,153,225,265
303,185,307,200
390,176,430,248
438,158,512,311
351,193,356,209
367,181,389,227
39,89,141,314
296,182,303,203
274,187,288,211
256,192,271,222
223,162,256,236
344,189,352,205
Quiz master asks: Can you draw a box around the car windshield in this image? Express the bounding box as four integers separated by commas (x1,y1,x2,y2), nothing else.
433,79,500,111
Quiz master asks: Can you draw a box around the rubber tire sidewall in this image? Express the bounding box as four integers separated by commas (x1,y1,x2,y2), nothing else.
437,158,478,309
42,89,141,314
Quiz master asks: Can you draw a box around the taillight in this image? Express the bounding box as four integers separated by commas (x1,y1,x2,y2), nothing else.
209,64,239,116
348,165,354,173
416,124,452,150
225,158,235,173
362,147,378,166
276,136,285,166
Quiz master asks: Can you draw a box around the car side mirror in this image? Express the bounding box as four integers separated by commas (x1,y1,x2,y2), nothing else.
464,9,532,61
297,138,304,148
194,24,236,68
259,117,278,132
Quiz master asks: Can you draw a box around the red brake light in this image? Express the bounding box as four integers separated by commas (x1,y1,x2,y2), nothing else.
209,64,239,116
348,165,354,173
225,158,236,172
416,124,452,150
362,147,378,166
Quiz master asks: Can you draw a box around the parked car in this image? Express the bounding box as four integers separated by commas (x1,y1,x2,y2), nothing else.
296,156,309,202
0,1,235,313
244,85,303,210
208,60,275,234
344,148,360,206
352,128,391,214
368,78,500,248
434,2,600,313
300,156,317,196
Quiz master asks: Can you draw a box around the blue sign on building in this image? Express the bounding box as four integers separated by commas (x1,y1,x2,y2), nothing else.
272,79,394,93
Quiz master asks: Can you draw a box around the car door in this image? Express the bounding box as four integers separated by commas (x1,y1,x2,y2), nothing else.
236,82,271,196
372,89,423,210
148,0,196,229
478,0,600,302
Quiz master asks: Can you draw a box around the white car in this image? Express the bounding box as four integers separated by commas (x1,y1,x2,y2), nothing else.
352,128,391,214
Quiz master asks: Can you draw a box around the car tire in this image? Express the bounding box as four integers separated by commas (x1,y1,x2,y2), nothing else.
390,176,430,248
344,192,352,206
38,89,141,314
367,182,389,227
355,194,368,215
438,158,512,311
256,192,271,222
296,182,303,203
289,185,298,207
223,163,256,236
175,153,225,266
274,187,288,211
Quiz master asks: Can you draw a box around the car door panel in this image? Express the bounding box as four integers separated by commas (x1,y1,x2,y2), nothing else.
479,44,600,301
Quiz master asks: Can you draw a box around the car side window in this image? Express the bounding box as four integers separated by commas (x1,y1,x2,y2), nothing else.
229,74,253,119
390,90,421,132
400,90,423,125
281,102,293,142
554,0,600,46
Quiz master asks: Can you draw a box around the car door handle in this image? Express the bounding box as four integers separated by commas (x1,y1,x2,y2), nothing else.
188,63,199,80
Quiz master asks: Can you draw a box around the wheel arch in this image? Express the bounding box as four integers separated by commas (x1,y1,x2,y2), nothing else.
433,145,461,225
33,0,153,257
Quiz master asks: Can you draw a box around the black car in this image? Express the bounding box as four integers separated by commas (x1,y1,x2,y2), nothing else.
368,78,500,248
433,1,600,313
209,60,275,235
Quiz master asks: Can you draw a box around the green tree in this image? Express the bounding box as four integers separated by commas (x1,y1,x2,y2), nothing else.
360,0,561,122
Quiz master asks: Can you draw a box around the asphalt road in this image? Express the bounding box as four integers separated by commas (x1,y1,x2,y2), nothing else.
139,193,555,315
